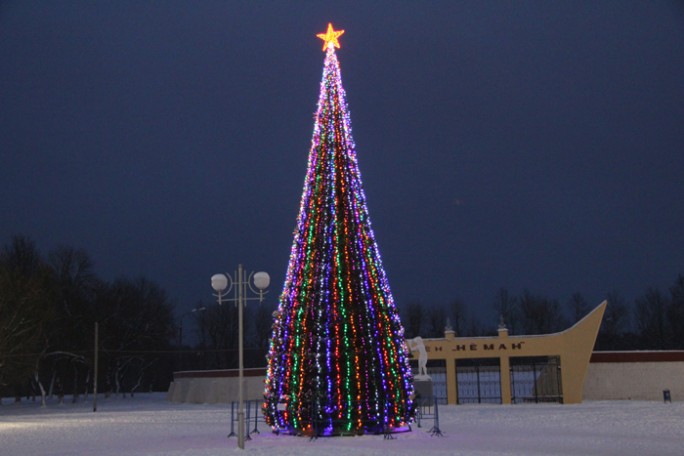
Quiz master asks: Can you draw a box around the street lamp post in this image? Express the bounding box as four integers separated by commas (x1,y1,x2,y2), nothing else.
211,264,269,450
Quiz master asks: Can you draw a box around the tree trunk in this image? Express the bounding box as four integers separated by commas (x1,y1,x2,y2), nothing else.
34,371,47,407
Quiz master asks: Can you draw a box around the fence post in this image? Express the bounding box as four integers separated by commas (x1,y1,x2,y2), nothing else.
245,400,252,441
251,400,261,434
429,397,443,437
227,401,236,438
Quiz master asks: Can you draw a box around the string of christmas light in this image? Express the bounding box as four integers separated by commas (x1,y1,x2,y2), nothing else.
263,24,414,436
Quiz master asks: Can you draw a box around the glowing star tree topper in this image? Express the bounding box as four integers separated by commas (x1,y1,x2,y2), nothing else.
262,24,414,437
316,23,345,50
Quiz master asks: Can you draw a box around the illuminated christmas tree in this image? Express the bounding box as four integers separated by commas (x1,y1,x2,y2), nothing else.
263,24,414,436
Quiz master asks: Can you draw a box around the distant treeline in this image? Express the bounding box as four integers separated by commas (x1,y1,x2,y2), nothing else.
401,279,684,350
3,234,682,405
0,235,277,404
0,235,178,403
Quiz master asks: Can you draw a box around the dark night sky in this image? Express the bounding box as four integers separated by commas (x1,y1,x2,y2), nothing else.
2,1,683,327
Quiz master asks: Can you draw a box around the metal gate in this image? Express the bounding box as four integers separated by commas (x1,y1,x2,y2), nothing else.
426,363,447,404
410,360,447,404
510,356,563,404
456,358,501,404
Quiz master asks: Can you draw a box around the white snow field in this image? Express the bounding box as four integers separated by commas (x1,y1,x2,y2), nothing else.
1,394,682,456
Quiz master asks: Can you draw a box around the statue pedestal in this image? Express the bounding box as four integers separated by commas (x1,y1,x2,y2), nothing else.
413,376,433,401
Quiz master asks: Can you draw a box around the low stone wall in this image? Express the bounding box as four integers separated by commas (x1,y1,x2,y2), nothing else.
583,351,684,402
167,368,266,404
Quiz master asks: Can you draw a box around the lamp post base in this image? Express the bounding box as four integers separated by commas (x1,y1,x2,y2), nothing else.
237,409,245,449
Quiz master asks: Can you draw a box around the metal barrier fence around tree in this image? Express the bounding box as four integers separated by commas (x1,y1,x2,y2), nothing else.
228,397,444,441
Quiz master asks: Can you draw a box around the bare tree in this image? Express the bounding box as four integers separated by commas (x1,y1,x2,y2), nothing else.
635,288,668,349
519,290,567,335
448,299,467,336
403,301,424,338
667,275,684,348
426,304,447,338
204,302,239,369
492,288,519,334
254,301,276,349
596,291,631,350
42,246,100,402
0,236,54,401
566,292,590,324
96,277,175,396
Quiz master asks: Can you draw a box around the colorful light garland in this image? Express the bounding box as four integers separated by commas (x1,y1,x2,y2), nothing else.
263,24,414,436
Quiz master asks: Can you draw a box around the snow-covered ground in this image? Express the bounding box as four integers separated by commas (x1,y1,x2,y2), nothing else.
1,393,682,456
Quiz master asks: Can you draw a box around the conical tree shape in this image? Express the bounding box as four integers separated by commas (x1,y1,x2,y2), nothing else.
263,34,414,436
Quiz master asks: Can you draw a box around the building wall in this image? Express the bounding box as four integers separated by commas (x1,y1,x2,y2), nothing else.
409,302,606,405
167,353,684,404
583,352,684,401
168,368,266,404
